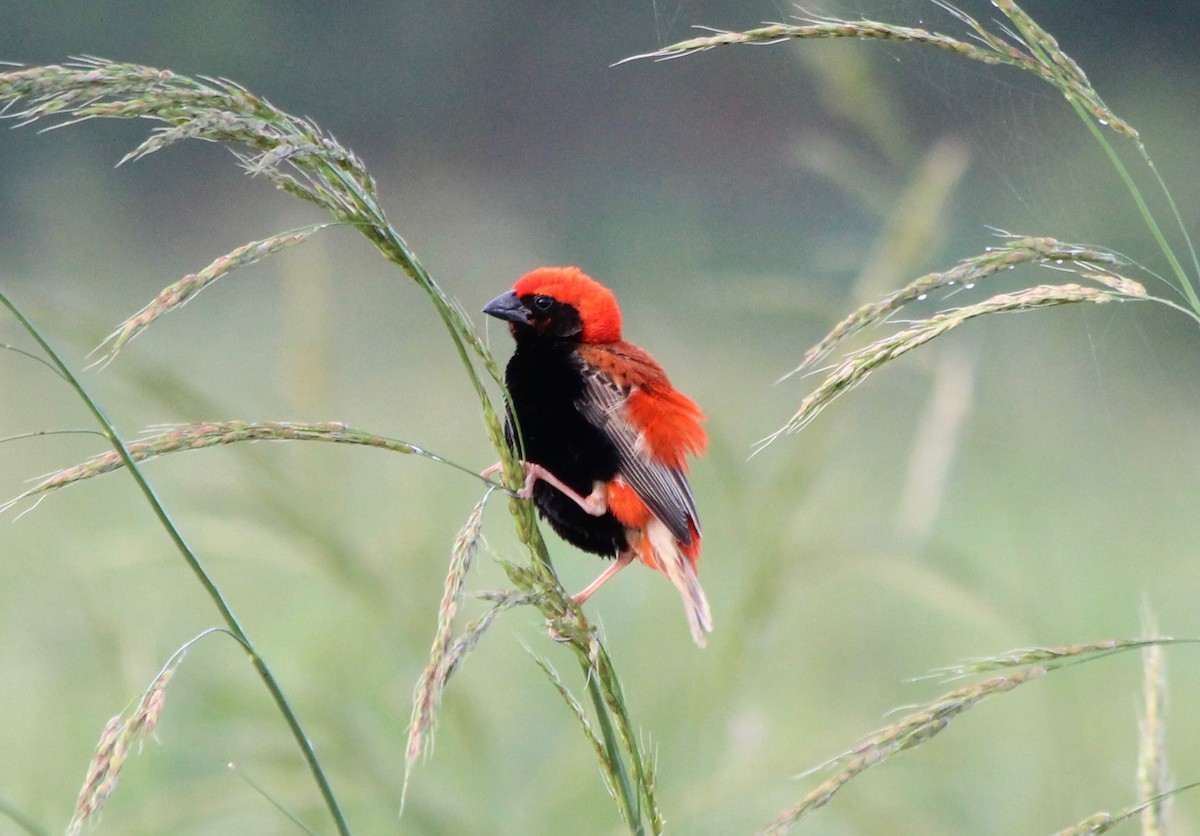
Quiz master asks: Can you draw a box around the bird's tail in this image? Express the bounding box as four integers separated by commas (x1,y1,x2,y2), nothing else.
645,518,713,647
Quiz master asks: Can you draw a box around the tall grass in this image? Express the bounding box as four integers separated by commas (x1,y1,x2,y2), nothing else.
2,0,1198,832
626,0,1200,831
1,58,657,833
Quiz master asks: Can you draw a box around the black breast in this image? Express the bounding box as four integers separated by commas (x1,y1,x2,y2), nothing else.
503,341,628,558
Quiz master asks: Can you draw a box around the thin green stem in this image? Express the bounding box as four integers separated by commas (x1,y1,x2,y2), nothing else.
0,797,49,836
332,153,653,831
593,642,660,833
1136,141,1200,301
1070,99,1198,311
325,152,658,834
229,764,322,836
1002,7,1200,311
582,661,641,833
0,428,105,445
0,289,351,836
1,341,66,376
0,60,649,833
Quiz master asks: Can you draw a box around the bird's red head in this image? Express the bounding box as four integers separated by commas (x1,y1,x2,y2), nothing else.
506,266,623,344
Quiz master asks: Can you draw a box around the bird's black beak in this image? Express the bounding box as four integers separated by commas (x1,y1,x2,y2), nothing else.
482,290,531,324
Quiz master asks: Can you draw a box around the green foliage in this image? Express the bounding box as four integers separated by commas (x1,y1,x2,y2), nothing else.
3,2,1200,833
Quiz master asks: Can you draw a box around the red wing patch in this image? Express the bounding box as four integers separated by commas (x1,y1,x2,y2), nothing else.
574,343,705,546
578,342,707,470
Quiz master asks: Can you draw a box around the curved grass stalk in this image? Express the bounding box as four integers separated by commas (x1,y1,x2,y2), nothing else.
1054,781,1200,836
91,224,335,367
0,290,351,835
991,0,1200,311
783,237,1125,377
1,420,503,514
1,58,654,833
623,1,1199,312
763,638,1200,835
761,277,1150,450
69,627,229,834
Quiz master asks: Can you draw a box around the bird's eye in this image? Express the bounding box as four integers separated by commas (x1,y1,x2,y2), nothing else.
532,295,554,312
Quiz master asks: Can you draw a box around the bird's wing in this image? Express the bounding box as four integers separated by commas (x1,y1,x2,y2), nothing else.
574,352,701,544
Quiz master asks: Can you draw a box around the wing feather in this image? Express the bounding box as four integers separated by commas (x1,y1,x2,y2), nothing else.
575,358,700,544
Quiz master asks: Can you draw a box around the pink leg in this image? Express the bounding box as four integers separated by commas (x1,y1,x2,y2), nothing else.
484,460,607,517
572,550,635,605
520,463,607,516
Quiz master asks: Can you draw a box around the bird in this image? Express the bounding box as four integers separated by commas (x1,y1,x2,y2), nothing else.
483,266,712,646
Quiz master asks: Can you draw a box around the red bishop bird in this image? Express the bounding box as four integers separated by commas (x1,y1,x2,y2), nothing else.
483,267,712,646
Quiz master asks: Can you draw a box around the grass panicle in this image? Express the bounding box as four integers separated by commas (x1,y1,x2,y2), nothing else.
1053,782,1200,836
786,237,1125,376
66,630,222,836
531,653,614,793
0,58,494,394
765,636,1198,834
2,57,657,833
761,278,1146,450
762,667,1044,834
628,0,1200,468
1138,615,1170,836
403,491,492,809
935,0,1136,140
1,420,494,515
621,3,1135,142
1056,812,1121,836
923,637,1195,681
441,590,535,679
92,224,334,366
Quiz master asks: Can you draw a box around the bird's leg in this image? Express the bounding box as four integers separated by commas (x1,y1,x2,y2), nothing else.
571,550,635,605
483,460,607,516
520,463,608,516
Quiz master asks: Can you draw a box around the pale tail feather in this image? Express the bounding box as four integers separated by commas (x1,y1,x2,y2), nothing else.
646,519,713,647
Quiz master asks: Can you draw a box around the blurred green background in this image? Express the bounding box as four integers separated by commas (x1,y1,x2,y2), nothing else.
3,2,1200,834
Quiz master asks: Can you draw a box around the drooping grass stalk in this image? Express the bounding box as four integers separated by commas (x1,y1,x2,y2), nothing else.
1054,781,1200,836
1,419,503,513
783,237,1126,376
0,289,351,835
763,638,1200,834
68,627,228,834
761,274,1151,449
92,224,335,366
988,0,1200,307
1,58,654,832
623,0,1199,311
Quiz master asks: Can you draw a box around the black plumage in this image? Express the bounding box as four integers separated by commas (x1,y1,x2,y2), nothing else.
486,290,629,558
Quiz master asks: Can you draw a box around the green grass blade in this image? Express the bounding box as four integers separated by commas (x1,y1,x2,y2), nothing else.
0,289,352,836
